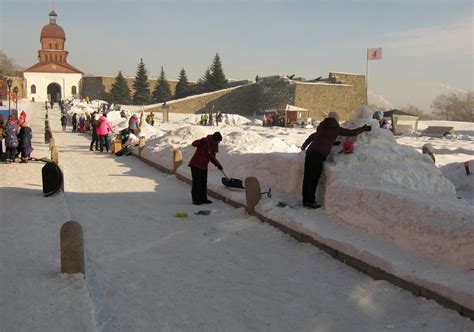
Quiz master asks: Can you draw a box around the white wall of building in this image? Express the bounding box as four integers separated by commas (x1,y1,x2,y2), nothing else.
23,72,83,102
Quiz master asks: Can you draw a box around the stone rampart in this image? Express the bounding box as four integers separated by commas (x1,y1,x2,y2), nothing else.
144,84,258,115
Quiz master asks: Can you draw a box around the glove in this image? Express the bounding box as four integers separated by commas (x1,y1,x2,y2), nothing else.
200,138,208,147
217,165,223,171
333,141,341,146
363,125,372,132
301,147,305,151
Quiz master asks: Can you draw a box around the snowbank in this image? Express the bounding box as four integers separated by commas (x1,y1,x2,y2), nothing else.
321,112,474,269
135,110,474,269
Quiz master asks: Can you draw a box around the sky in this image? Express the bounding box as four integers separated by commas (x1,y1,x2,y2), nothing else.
0,0,472,111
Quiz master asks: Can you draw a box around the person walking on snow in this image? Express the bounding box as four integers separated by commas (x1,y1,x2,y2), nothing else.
90,113,100,151
188,131,224,205
97,113,114,152
300,112,371,209
72,113,78,133
60,114,67,132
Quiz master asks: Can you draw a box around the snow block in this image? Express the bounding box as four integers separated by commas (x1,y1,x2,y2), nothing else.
44,128,52,144
60,221,84,275
49,137,56,151
51,146,59,165
245,177,261,214
173,149,183,173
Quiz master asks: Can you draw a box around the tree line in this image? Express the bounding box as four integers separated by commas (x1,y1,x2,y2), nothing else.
109,53,228,105
369,91,473,122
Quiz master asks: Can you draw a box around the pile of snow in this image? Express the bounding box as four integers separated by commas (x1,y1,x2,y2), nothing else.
317,109,473,268
440,160,474,205
137,109,473,268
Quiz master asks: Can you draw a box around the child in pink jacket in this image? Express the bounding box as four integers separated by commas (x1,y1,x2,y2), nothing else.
97,114,114,152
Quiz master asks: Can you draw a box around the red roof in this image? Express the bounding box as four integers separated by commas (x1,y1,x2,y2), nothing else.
24,61,83,74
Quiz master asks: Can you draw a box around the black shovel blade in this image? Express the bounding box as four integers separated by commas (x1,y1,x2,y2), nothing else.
222,177,245,189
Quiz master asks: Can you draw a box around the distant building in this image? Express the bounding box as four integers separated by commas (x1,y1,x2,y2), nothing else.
23,10,83,103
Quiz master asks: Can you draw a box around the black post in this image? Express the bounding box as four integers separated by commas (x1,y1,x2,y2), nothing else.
6,79,12,118
13,87,18,111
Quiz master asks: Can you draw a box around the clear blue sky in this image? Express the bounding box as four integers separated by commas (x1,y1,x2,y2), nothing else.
1,0,472,110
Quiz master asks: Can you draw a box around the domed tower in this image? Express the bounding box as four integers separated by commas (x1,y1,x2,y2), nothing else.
24,11,83,104
38,10,68,64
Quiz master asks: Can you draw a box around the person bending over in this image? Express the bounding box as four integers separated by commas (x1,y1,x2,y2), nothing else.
300,112,371,209
188,132,223,205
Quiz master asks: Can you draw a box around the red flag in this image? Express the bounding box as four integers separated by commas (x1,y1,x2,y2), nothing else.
367,48,382,60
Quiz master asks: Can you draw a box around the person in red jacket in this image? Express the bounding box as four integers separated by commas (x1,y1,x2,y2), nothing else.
300,112,371,209
188,131,223,205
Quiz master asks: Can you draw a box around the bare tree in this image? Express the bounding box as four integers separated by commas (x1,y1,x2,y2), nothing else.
400,104,433,120
431,92,473,122
0,51,23,76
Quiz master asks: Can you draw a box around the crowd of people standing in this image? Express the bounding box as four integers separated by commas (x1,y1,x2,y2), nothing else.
0,110,33,164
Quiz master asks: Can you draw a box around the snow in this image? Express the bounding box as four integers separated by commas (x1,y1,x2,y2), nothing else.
2,100,473,330
120,105,474,269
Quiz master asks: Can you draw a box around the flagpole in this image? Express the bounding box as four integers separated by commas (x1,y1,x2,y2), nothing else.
366,48,369,98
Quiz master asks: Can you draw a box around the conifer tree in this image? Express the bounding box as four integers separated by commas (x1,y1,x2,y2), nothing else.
132,58,151,105
110,71,131,104
198,67,213,93
174,68,192,99
209,52,228,91
152,66,172,103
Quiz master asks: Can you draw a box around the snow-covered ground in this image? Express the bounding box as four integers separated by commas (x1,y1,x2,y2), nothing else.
88,106,471,269
3,100,473,330
62,100,474,268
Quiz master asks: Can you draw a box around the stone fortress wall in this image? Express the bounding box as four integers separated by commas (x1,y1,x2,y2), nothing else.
140,72,368,121
8,72,367,121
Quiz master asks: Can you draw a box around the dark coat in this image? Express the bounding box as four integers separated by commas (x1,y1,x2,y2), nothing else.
302,118,365,157
188,134,222,170
4,121,19,148
60,115,67,126
18,126,32,149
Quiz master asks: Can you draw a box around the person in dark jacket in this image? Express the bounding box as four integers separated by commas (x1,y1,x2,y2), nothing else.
90,113,99,151
18,121,33,163
300,112,371,209
71,113,78,133
4,116,19,163
188,131,223,205
60,114,67,132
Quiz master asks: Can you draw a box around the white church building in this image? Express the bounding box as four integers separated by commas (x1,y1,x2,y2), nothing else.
23,10,83,104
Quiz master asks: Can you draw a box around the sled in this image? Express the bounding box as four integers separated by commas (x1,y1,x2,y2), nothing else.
221,171,272,198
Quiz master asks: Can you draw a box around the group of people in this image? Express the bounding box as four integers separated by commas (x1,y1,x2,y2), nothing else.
262,112,285,127
0,111,33,164
200,112,223,126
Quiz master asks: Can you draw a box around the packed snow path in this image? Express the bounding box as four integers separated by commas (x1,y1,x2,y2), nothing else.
1,101,472,331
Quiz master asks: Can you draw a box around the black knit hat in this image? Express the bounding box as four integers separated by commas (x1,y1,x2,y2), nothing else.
212,131,222,142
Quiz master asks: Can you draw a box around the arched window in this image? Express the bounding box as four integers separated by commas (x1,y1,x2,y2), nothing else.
31,85,36,94
49,43,52,49
55,43,58,49
71,86,77,95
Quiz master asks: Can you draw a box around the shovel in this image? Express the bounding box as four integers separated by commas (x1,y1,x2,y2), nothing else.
220,170,272,198
221,170,245,189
